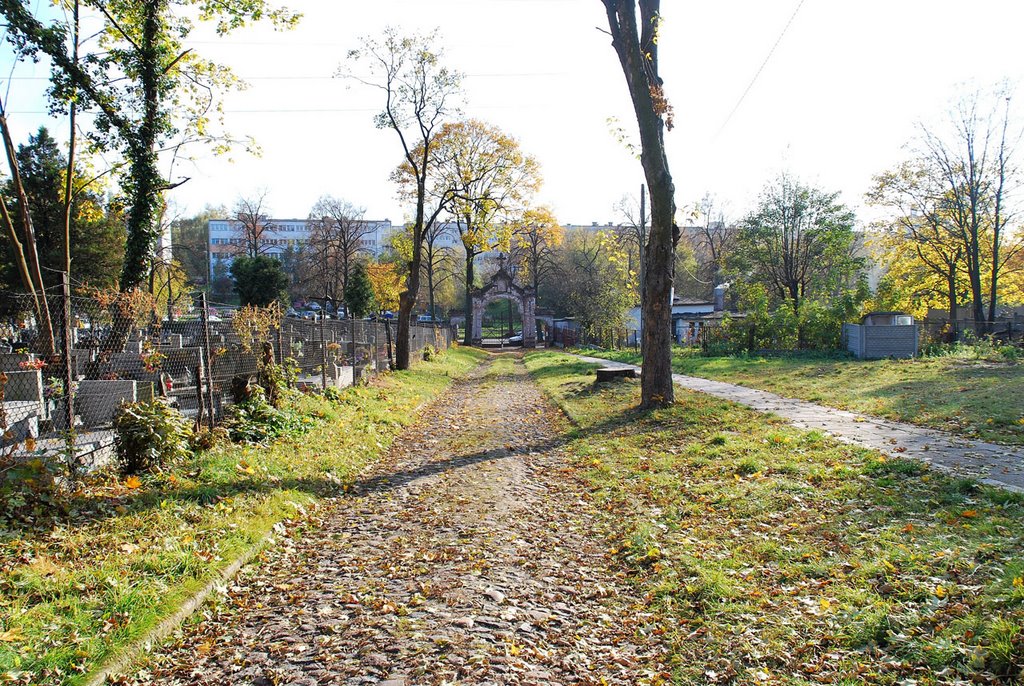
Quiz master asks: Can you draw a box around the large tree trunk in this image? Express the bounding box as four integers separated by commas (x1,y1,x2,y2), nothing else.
396,271,417,369
947,267,959,342
462,249,475,346
605,0,675,409
427,258,436,320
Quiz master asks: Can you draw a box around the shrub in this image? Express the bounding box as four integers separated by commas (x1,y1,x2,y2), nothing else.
322,386,345,403
113,400,194,474
224,389,307,444
422,345,437,361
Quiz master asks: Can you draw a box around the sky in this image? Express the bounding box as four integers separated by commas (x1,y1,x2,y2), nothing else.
2,0,1023,227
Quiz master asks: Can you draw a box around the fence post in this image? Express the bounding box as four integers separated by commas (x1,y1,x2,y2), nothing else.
276,326,284,366
194,363,206,431
199,293,215,429
384,318,394,370
349,316,357,377
372,322,379,374
319,314,328,389
59,272,78,474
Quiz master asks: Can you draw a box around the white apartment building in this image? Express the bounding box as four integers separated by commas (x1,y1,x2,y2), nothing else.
208,217,397,275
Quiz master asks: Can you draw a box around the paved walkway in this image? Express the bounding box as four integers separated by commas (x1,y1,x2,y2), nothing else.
576,355,1024,493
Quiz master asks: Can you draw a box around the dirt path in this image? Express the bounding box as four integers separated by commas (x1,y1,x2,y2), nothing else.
121,353,670,686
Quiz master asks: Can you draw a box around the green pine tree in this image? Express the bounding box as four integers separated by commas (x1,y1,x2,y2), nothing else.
344,261,377,319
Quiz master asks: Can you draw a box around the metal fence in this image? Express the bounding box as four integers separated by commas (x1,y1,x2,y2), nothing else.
0,285,452,475
920,317,1024,345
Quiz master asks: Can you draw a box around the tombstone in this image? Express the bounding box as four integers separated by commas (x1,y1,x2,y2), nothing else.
165,334,183,348
3,369,44,403
78,379,138,428
1,370,45,442
0,352,34,370
125,340,144,355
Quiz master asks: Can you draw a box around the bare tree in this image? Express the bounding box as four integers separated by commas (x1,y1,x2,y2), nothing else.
232,190,277,258
422,218,456,319
345,28,461,369
602,0,677,409
304,195,372,312
614,186,648,319
690,192,734,287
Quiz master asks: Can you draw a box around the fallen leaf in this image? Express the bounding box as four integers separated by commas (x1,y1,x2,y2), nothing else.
125,475,142,489
0,628,23,642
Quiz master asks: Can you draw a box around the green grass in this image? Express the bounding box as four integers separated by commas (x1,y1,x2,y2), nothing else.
526,350,1024,685
581,347,1024,445
0,347,484,686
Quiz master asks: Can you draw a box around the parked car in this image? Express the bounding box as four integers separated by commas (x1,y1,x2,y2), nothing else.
507,330,523,344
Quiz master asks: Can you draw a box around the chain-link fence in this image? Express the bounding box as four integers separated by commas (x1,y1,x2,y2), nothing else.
0,285,452,476
920,317,1024,345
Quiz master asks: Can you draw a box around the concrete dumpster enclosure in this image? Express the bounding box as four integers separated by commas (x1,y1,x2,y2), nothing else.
844,312,918,359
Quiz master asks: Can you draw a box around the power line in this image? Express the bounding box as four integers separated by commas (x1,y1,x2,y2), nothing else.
715,0,807,138
1,71,566,81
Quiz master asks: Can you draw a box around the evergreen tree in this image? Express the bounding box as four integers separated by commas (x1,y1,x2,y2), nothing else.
230,256,287,307
344,261,377,319
2,126,125,292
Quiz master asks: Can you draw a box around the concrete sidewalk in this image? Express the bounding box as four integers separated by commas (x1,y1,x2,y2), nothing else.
576,354,1024,493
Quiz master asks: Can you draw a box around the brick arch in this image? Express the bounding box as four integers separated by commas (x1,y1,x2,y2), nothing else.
470,266,536,347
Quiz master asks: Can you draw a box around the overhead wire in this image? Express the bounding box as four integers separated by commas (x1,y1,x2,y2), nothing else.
715,0,807,139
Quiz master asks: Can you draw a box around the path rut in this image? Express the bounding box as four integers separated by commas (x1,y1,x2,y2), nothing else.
121,354,670,686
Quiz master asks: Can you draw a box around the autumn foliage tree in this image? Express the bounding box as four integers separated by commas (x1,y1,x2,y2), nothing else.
873,88,1023,331
413,119,541,344
511,206,563,304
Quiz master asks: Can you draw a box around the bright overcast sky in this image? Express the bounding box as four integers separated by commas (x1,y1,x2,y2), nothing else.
2,0,1023,226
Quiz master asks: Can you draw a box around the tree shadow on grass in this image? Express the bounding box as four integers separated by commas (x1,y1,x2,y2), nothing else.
29,404,641,534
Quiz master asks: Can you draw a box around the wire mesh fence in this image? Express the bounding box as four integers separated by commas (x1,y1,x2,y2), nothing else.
0,285,452,476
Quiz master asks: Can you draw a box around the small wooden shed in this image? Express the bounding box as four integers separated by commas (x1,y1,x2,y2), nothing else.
843,312,918,359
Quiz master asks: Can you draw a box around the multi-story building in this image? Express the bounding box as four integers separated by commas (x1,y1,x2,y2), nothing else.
207,217,397,278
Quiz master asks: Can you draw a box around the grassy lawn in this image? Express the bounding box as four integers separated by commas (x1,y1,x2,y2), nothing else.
0,347,483,686
526,351,1024,685
580,347,1024,445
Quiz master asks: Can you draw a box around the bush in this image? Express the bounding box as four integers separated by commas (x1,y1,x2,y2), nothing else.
113,400,194,474
322,386,345,403
224,388,307,444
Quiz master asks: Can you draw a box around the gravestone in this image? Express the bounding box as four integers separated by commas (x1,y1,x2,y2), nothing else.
79,379,138,428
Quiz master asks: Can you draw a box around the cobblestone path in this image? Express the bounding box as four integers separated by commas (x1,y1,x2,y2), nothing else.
122,354,670,686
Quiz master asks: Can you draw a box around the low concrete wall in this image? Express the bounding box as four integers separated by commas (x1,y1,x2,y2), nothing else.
845,324,918,359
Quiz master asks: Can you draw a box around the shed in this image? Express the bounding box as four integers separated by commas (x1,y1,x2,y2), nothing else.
843,311,918,359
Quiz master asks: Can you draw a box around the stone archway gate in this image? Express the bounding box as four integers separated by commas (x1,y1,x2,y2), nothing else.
470,265,536,347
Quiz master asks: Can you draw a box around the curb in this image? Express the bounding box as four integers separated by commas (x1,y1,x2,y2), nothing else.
83,536,272,686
